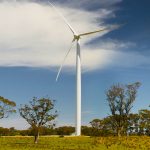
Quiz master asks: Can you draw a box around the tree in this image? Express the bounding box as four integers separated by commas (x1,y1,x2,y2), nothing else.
19,97,58,143
0,96,16,119
81,126,101,136
127,113,139,135
106,82,141,136
56,126,75,135
139,109,150,135
90,119,102,129
0,127,9,136
90,117,114,136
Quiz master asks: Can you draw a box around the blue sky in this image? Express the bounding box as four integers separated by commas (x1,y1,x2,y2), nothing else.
0,0,150,129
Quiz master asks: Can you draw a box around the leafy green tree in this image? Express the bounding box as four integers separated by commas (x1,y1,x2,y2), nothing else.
90,119,102,129
139,109,150,135
0,127,18,136
0,127,9,136
56,126,75,135
0,96,16,119
19,129,32,136
90,117,115,136
19,97,58,143
127,113,139,135
106,82,141,137
81,126,101,136
39,126,57,135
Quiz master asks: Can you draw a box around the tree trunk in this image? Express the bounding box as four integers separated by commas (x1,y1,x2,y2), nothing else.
117,126,124,137
34,130,39,144
117,129,121,137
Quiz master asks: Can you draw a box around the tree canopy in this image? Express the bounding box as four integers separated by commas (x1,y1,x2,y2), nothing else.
19,97,58,143
0,96,16,119
106,82,141,136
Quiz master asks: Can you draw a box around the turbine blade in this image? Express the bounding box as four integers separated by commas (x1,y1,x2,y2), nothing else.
79,23,126,37
79,28,107,37
48,1,76,35
56,41,75,82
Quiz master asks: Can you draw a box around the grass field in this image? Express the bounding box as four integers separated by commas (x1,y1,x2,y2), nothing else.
0,136,150,150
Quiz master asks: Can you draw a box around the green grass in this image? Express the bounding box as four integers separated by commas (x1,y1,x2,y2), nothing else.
0,136,150,150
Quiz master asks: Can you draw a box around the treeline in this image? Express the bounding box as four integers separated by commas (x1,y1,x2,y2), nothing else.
0,82,150,143
0,126,75,136
0,107,150,137
89,110,150,136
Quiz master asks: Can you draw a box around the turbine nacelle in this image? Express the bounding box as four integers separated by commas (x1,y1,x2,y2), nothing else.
73,35,81,42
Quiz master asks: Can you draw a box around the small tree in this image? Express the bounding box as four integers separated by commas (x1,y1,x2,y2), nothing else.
139,109,150,135
90,117,114,136
106,82,141,136
90,119,102,129
127,113,139,135
19,97,58,143
0,96,16,119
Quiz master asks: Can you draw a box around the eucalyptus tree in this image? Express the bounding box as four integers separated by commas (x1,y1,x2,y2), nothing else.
106,82,141,136
19,97,58,143
0,96,16,119
139,109,150,135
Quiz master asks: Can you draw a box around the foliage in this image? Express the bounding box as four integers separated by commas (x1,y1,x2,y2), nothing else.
1,106,149,137
19,97,58,143
0,96,16,119
95,136,150,149
0,127,19,136
89,118,113,136
106,82,141,136
138,109,150,135
90,107,150,136
127,113,139,135
56,126,75,135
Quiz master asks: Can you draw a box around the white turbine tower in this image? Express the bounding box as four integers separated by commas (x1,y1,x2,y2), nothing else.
49,1,107,136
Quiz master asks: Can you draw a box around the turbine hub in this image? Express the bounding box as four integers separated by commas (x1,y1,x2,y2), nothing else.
74,35,80,41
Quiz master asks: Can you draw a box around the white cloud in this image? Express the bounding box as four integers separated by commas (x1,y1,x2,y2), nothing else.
0,1,149,72
0,1,115,70
112,51,150,68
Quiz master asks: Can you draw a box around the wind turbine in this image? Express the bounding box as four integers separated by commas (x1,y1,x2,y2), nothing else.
48,1,107,136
